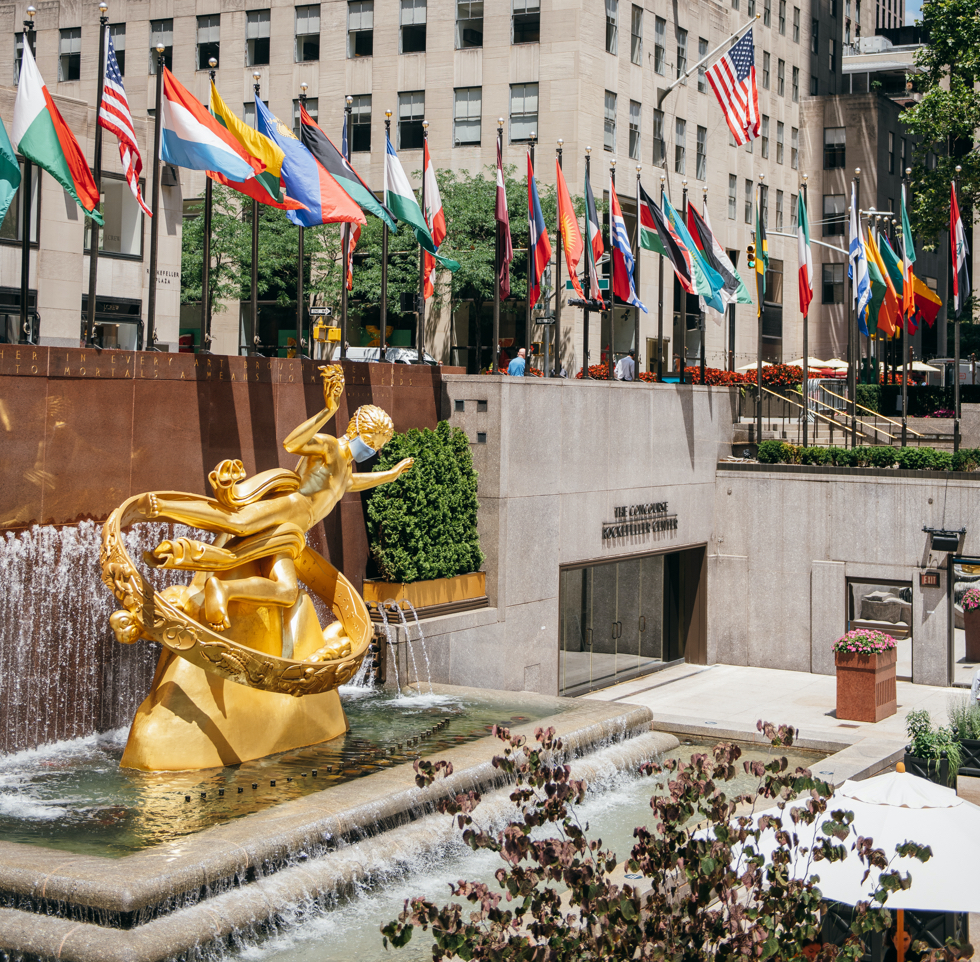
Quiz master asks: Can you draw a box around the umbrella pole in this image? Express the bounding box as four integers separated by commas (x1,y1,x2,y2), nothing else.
897,909,905,962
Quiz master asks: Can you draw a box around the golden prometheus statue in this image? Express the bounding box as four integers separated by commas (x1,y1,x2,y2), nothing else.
100,365,413,771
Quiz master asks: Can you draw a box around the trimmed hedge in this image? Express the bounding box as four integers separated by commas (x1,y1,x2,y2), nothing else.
366,420,485,584
753,443,979,472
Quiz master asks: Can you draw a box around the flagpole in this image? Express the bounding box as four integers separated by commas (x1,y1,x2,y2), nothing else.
756,176,764,449
680,180,688,386
85,6,109,349
417,119,428,364
18,8,36,347
846,169,857,448
341,95,353,361
954,165,962,453
145,43,165,352
583,146,591,379
199,59,218,355
248,72,263,358
382,110,392,363
295,83,309,360
699,186,707,388
635,164,642,378
802,174,809,448
657,173,665,381
554,139,564,379
526,132,536,377
608,160,616,381
493,119,503,374
902,168,910,447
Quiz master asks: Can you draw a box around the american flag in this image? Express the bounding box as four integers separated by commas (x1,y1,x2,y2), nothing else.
98,29,152,216
705,29,759,146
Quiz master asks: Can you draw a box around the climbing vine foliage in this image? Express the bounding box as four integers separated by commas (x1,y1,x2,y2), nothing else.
367,421,484,584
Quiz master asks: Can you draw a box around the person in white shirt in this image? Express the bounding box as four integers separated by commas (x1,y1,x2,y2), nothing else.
615,349,636,381
971,666,980,706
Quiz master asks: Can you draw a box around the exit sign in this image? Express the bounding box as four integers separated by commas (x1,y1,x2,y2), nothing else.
919,570,941,587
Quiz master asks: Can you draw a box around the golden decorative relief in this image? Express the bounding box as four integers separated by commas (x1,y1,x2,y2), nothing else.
99,365,414,770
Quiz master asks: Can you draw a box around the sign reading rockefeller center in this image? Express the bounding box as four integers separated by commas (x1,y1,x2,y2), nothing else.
602,502,678,542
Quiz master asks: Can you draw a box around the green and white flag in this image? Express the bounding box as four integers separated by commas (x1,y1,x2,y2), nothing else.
0,114,21,228
384,135,459,271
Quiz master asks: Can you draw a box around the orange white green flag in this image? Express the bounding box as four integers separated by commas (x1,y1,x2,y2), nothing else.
12,41,102,223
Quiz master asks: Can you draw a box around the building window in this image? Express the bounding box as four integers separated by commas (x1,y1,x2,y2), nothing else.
348,1,374,57
676,27,687,79
762,51,770,88
513,0,540,44
901,137,907,171
14,32,22,84
779,0,786,33
453,87,481,145
653,108,665,165
790,193,798,228
59,27,81,82
246,10,270,67
793,5,800,40
604,91,617,151
291,98,317,136
732,0,739,9
109,23,126,75
791,126,798,169
654,17,666,74
828,38,835,72
150,19,173,74
196,15,220,71
761,116,769,158
823,194,846,236
83,174,145,258
824,127,845,169
748,0,755,17
629,100,641,160
698,37,708,92
811,19,818,53
822,262,845,303
728,174,737,219
401,0,426,53
888,131,895,174
792,65,799,101
777,58,785,96
295,5,320,62
760,184,769,226
696,125,706,180
675,118,686,174
631,5,643,64
606,0,618,54
0,162,39,244
744,178,753,224
456,0,483,48
776,121,784,163
810,74,818,96
776,190,784,230
398,91,424,149
351,94,371,151
510,82,538,143
243,99,268,128
765,257,783,316
764,0,772,26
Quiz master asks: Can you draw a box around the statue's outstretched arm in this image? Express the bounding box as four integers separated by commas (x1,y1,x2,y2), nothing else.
283,364,345,456
348,458,414,492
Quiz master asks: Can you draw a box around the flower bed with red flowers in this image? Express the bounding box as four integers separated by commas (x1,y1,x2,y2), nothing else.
481,367,544,377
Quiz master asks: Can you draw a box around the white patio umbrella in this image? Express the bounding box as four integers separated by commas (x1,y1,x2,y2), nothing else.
786,357,829,368
732,769,980,913
909,361,941,373
823,358,851,370
736,361,772,372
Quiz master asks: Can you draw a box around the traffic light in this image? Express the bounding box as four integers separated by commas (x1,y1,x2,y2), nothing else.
746,243,756,270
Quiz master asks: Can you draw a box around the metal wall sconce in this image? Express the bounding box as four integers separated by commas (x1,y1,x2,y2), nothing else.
923,527,966,552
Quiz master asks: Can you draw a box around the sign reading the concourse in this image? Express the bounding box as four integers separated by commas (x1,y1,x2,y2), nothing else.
602,502,678,542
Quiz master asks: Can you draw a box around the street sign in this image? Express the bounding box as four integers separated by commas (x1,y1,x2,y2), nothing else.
565,279,609,290
309,306,332,317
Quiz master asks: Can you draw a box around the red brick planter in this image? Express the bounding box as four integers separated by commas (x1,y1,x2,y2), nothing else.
835,648,897,723
964,608,980,662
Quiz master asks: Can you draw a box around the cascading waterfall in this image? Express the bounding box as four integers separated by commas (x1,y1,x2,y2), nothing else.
393,605,422,690
405,602,433,695
378,604,400,691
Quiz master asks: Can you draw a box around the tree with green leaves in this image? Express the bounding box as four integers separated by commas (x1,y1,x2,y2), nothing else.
902,0,979,320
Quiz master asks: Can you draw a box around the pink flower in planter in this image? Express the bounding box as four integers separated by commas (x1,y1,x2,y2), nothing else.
963,588,980,612
832,628,897,654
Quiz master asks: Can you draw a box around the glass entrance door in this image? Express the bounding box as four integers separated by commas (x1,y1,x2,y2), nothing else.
559,547,703,695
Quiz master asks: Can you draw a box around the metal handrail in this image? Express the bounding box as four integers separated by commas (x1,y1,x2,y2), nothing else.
757,385,873,440
818,384,926,438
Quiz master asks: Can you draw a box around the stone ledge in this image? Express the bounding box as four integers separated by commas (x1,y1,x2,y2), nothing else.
717,461,980,482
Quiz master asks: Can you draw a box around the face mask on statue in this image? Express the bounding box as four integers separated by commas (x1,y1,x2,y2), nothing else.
348,435,377,463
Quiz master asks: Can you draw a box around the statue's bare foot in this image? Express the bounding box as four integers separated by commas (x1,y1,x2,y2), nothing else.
203,577,231,632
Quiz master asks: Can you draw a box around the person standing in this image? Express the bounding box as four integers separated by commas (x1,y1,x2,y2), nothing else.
615,349,636,381
508,347,526,376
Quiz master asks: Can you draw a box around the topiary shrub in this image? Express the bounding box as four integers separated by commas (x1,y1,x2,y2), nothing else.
931,450,953,471
756,439,787,463
953,449,980,472
866,446,897,468
366,420,485,584
896,447,933,471
799,446,831,465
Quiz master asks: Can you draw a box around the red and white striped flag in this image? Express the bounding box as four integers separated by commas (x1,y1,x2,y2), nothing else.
422,137,445,300
495,133,513,299
98,28,151,216
705,29,759,146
